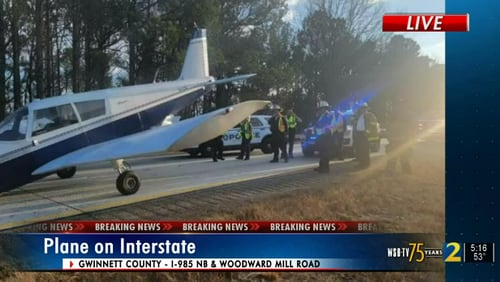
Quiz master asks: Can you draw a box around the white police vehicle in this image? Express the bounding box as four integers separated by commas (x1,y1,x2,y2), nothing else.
184,115,273,156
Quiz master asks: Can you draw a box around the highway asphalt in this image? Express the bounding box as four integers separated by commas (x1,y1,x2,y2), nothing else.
0,144,336,230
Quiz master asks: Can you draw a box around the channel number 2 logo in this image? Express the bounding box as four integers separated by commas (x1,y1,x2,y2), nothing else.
443,242,462,262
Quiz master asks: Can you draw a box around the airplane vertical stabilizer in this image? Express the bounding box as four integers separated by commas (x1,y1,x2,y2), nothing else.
178,28,209,80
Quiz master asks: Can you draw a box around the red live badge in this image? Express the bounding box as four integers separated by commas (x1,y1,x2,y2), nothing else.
382,14,469,32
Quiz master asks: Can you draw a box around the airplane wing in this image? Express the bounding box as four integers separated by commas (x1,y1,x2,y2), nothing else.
32,100,271,175
208,74,256,85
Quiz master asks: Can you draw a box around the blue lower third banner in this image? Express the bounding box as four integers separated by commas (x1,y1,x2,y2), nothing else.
0,233,443,271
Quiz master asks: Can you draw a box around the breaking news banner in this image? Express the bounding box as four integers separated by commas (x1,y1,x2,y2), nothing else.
27,220,377,233
382,14,469,32
0,220,448,271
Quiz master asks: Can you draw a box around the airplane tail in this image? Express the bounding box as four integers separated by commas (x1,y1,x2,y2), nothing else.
178,28,209,81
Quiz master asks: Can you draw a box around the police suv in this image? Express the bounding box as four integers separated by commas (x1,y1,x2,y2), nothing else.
184,115,273,156
302,110,381,157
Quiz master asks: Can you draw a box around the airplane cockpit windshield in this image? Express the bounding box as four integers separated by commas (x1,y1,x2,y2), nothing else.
0,107,29,141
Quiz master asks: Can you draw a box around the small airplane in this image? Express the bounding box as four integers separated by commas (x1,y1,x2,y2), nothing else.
0,28,270,195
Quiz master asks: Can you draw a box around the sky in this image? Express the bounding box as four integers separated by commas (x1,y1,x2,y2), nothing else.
286,0,445,64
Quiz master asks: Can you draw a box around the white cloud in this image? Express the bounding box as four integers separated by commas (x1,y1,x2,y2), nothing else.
420,39,445,63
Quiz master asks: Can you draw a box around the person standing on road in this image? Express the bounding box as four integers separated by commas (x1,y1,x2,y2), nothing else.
332,108,345,160
385,99,415,174
314,117,334,173
270,107,288,163
236,116,253,160
287,108,302,159
210,135,224,162
353,103,378,169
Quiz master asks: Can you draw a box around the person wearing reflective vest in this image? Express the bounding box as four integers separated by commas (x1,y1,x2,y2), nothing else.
236,116,253,160
353,103,378,169
270,107,288,163
287,109,302,159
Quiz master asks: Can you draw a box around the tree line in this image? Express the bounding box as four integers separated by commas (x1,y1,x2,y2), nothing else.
0,0,443,124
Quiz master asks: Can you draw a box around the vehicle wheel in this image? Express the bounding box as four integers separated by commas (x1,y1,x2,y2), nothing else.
260,136,273,154
370,140,381,153
343,147,355,158
198,142,214,157
302,148,315,157
56,167,76,179
116,171,140,195
183,148,199,157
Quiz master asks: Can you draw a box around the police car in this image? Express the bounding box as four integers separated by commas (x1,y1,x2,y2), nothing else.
184,115,273,156
302,110,381,157
302,110,350,157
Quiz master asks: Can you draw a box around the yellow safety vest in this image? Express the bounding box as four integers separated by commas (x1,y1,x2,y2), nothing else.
288,115,297,129
278,116,286,133
241,121,252,139
365,112,379,141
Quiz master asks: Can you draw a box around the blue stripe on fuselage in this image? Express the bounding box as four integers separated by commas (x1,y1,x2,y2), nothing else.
0,88,208,193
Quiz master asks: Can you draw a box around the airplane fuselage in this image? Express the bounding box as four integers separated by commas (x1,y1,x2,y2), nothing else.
0,79,210,194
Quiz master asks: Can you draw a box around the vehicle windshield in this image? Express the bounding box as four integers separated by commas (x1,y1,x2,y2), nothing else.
343,112,354,126
316,111,333,128
0,107,29,141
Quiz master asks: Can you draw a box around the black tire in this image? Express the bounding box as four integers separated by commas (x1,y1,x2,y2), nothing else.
343,147,355,158
260,136,273,154
116,171,141,195
198,143,213,157
182,149,199,157
302,148,315,157
56,167,76,179
188,150,199,157
370,140,381,153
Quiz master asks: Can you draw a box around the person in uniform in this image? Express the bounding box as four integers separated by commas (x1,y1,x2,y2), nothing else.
210,135,224,162
286,108,302,159
332,108,345,160
353,103,378,169
314,120,334,173
236,116,253,160
269,107,288,163
385,99,415,174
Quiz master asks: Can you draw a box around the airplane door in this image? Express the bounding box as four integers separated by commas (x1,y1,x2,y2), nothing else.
29,103,87,169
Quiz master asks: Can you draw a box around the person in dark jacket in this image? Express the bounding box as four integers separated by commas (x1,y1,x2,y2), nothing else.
269,107,288,163
353,103,377,169
210,135,224,162
314,127,333,173
332,109,345,160
385,99,415,174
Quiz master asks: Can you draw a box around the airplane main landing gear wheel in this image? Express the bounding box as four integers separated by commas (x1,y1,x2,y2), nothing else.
56,167,77,179
116,171,141,195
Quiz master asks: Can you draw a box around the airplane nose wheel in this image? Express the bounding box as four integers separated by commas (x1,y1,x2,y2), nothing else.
116,171,141,195
112,159,140,195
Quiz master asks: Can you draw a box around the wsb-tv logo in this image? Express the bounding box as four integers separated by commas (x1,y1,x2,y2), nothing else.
386,242,444,263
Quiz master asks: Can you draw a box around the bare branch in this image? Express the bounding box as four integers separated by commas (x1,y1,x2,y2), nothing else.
307,0,386,40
